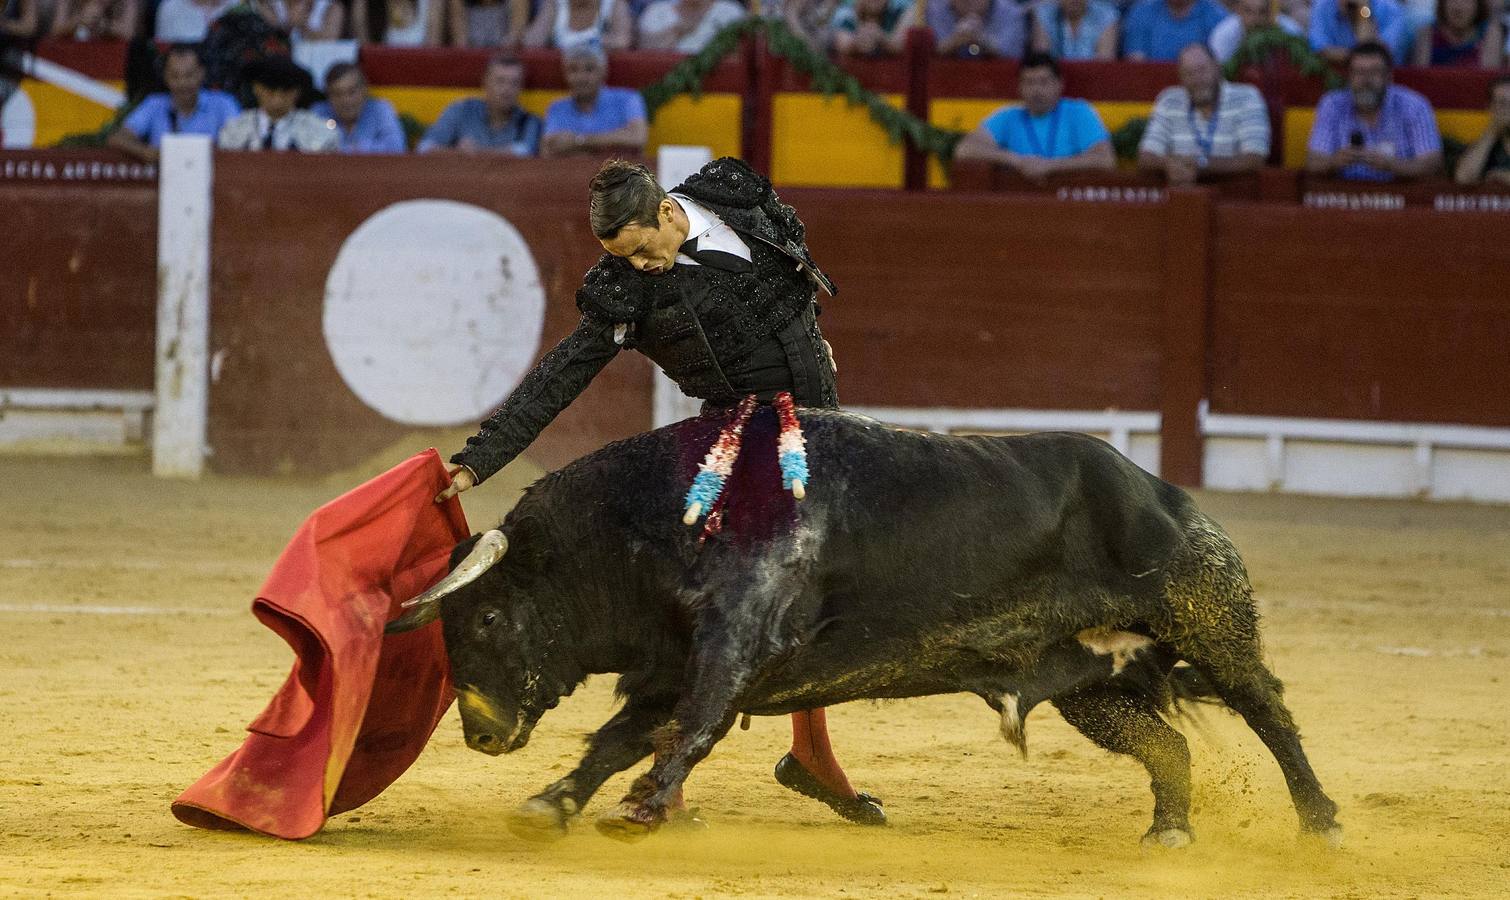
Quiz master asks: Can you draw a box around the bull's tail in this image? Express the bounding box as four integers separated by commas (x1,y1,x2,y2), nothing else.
1167,664,1222,708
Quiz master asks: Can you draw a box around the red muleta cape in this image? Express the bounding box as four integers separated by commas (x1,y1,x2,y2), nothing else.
172,450,469,839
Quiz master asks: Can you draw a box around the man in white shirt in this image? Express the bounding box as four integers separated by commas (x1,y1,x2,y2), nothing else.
217,55,339,152
1138,42,1271,184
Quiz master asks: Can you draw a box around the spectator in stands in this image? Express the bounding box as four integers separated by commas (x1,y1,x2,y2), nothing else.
1453,75,1510,183
1030,0,1119,61
1122,0,1227,60
541,45,647,156
1139,42,1270,184
155,0,238,41
1306,41,1441,180
927,0,1025,58
1,0,40,42
354,0,443,44
524,0,632,50
953,52,1114,178
417,52,541,154
1412,0,1504,65
1309,0,1411,63
217,54,339,151
251,0,345,40
449,0,529,47
311,61,406,153
1284,0,1313,31
637,0,747,52
1209,0,1305,62
107,43,239,162
50,0,137,40
781,0,843,52
832,0,917,56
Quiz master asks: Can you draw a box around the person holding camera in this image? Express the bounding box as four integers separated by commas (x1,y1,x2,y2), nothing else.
1306,41,1442,182
1454,75,1510,185
1310,0,1412,63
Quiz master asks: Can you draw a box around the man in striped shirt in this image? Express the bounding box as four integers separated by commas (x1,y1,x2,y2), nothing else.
1306,41,1442,182
1138,42,1270,186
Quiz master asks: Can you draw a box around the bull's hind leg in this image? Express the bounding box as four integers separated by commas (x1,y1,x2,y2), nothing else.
1053,684,1194,848
1183,652,1341,843
508,695,674,842
1164,515,1340,843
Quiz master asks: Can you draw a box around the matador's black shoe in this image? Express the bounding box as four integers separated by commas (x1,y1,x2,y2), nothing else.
774,753,887,826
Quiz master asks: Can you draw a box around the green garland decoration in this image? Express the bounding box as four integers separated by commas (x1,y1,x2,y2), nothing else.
1224,25,1342,90
55,103,135,148
1109,117,1148,163
640,18,964,163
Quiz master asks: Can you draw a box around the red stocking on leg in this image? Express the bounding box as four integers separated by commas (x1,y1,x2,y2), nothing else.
788,708,857,799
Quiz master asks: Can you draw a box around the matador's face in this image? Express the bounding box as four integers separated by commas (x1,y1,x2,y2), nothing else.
598,197,689,276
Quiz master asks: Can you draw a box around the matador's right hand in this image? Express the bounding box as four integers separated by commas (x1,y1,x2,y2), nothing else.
435,464,476,504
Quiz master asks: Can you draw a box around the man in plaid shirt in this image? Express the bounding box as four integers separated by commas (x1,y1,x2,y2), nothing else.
1306,41,1443,182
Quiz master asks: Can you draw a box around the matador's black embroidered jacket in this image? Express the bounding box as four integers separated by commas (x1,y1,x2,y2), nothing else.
452,157,838,484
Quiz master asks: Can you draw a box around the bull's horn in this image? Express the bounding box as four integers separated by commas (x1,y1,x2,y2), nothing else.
386,529,508,634
398,528,510,613
400,529,509,609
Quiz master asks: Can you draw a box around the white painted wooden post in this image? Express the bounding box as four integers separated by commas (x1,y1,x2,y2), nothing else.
152,134,213,478
656,145,713,191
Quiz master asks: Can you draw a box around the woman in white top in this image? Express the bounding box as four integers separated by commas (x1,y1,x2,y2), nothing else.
353,0,444,44
524,0,632,50
637,0,746,51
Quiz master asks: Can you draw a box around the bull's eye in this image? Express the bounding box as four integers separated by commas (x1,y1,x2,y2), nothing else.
480,611,498,628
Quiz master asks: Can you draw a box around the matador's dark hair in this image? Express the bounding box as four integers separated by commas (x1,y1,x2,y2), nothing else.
589,159,667,240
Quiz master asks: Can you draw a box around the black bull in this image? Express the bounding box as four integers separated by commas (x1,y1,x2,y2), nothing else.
388,408,1341,847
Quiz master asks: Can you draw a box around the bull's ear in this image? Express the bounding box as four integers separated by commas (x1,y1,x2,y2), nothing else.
447,532,485,569
507,516,553,573
385,600,441,634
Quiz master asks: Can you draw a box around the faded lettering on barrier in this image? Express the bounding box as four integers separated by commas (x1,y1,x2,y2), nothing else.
1,158,157,183
1055,186,1166,204
1432,194,1510,213
1302,191,1406,211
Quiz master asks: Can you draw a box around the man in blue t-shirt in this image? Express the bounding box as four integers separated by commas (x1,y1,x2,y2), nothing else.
311,62,406,154
540,46,648,159
1122,0,1227,61
107,44,240,163
419,54,542,156
953,52,1115,180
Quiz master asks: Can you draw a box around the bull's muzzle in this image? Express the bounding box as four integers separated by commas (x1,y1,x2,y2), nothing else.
457,685,533,755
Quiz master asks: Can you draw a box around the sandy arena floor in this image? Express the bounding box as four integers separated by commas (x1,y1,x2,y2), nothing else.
1,450,1507,898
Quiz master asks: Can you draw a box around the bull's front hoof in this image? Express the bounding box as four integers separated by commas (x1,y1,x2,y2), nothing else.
507,797,574,843
1140,827,1194,849
594,802,664,843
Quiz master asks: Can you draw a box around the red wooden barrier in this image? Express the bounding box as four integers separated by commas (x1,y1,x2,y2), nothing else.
1209,201,1510,428
0,151,157,391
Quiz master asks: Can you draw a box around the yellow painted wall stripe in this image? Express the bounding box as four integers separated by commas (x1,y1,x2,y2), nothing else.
771,92,906,188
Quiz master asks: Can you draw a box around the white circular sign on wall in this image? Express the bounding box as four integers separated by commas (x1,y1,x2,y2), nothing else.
323,200,546,425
